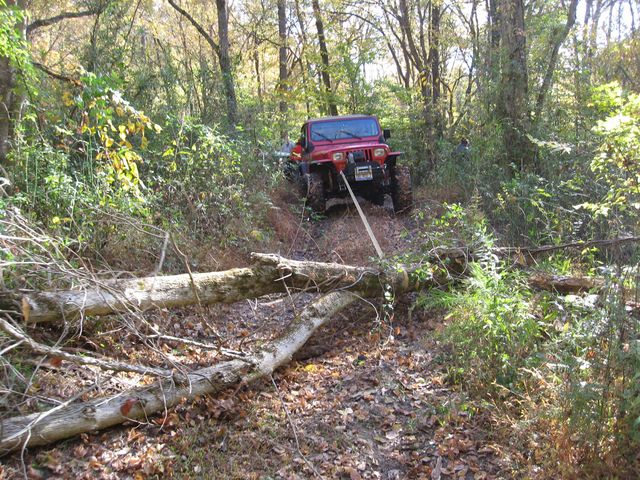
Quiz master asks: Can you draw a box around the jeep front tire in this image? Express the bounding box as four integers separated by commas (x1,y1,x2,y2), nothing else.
391,165,413,213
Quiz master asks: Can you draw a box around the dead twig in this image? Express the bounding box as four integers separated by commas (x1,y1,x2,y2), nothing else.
0,316,173,378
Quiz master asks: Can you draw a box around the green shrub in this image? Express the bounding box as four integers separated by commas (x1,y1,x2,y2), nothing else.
437,263,541,394
551,271,640,470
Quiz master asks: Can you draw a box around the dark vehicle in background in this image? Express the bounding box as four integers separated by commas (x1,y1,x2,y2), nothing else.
289,115,412,213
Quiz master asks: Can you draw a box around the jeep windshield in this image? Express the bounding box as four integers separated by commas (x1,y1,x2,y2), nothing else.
310,118,380,142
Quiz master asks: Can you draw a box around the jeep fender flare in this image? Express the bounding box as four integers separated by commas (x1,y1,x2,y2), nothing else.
385,152,403,169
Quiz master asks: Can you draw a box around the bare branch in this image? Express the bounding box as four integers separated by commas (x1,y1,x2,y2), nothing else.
26,9,104,36
32,62,80,85
166,0,220,55
0,316,173,378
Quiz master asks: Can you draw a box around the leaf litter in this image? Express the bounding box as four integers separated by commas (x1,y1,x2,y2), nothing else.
1,200,514,479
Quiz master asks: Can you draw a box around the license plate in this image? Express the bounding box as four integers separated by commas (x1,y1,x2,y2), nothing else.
355,165,373,181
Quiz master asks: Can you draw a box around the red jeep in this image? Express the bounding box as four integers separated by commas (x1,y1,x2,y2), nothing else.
289,115,413,213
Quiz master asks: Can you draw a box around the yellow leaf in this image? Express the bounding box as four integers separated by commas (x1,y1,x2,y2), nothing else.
62,91,74,107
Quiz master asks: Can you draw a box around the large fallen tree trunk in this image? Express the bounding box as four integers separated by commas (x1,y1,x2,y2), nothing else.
0,291,358,455
497,235,640,266
14,253,455,324
0,248,459,454
6,237,638,323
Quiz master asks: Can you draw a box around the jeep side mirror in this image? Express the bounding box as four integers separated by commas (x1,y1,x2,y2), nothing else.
383,129,391,140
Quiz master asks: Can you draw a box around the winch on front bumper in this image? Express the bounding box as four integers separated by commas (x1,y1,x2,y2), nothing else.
338,160,388,192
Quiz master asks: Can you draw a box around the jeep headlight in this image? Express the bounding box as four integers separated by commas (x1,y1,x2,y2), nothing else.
373,148,386,157
332,152,344,161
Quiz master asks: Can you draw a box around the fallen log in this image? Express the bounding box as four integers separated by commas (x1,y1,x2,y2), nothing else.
0,291,358,455
16,253,454,324
497,236,640,266
528,272,605,294
0,248,458,454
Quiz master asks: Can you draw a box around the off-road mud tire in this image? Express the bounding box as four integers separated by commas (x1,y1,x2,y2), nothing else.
283,161,299,182
304,172,326,212
369,188,385,206
391,165,413,213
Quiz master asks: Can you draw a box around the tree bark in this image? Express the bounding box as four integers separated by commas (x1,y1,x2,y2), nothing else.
0,0,26,166
0,291,358,455
429,0,442,138
14,253,455,324
533,0,578,122
277,0,288,130
497,0,534,172
528,272,604,294
311,0,338,116
215,0,238,126
0,56,15,165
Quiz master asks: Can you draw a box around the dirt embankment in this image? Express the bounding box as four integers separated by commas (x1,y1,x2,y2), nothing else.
267,184,414,265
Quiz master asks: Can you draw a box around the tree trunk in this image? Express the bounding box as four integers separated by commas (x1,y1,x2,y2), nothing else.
533,0,578,122
528,272,604,294
0,0,26,167
14,253,456,324
311,0,338,116
397,0,437,171
167,0,237,126
293,0,313,116
487,0,501,75
497,0,534,172
0,56,14,165
277,0,288,131
429,0,442,138
215,0,238,126
0,291,358,455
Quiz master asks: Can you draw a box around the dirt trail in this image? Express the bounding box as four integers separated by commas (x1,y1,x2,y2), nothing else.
2,193,510,480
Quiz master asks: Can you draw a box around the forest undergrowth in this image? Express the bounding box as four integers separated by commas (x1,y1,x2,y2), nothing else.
1,0,640,476
2,171,639,478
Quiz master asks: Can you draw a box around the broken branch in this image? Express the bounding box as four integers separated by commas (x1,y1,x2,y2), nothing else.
0,317,173,378
0,291,357,455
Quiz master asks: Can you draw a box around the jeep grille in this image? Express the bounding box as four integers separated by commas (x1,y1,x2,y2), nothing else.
348,149,373,161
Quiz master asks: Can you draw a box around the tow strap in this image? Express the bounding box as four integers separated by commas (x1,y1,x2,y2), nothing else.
339,171,384,259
